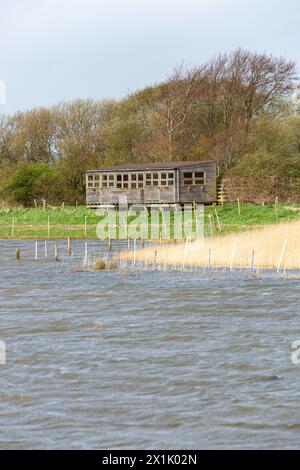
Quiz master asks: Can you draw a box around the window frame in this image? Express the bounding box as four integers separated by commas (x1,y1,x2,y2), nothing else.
183,171,206,187
90,170,176,190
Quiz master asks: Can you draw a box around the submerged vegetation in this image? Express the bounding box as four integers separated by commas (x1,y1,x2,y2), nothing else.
93,258,117,270
1,49,300,206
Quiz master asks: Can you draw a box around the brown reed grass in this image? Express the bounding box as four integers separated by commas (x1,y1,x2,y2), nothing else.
120,220,300,270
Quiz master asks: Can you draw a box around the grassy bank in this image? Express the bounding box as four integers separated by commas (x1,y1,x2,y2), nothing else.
0,204,299,239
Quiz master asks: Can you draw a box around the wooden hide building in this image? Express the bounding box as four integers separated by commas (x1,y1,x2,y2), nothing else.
85,161,217,208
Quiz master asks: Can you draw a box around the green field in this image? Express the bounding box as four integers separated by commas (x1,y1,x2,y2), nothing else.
0,204,299,239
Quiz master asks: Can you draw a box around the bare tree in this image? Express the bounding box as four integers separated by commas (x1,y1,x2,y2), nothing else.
160,64,206,161
198,49,297,167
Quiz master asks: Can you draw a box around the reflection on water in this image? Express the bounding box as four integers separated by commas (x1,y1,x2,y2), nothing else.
1,240,300,449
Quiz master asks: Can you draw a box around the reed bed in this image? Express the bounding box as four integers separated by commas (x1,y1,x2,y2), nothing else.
119,220,300,270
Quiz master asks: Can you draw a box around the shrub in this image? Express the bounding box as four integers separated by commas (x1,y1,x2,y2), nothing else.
3,163,58,207
224,151,300,203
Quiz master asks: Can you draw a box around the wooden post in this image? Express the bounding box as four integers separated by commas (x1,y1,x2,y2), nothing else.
133,239,136,265
54,243,58,260
84,242,88,266
230,238,237,271
42,199,46,212
208,248,212,270
67,237,71,256
208,214,213,236
275,196,279,214
34,198,37,208
214,209,221,231
16,248,20,260
192,200,196,218
251,250,255,272
237,198,241,216
277,240,287,273
161,209,167,238
182,237,189,269
141,237,145,248
108,237,112,251
154,250,157,269
62,202,65,211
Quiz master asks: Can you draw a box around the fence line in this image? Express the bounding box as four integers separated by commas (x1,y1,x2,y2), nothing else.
5,235,300,279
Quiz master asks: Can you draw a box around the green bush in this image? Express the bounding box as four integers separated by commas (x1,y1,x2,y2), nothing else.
225,151,300,203
3,163,58,207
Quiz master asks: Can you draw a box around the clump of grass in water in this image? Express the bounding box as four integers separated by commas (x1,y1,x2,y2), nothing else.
94,258,106,270
107,262,118,270
93,258,118,270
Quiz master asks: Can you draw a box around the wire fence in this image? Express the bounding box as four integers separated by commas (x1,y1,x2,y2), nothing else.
7,238,300,280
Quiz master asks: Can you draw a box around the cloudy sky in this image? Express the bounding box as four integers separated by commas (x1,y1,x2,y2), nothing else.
1,0,300,113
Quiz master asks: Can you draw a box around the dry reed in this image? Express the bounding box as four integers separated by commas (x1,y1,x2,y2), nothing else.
119,220,300,270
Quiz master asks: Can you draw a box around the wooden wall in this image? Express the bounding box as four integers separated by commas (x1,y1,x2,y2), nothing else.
86,162,216,206
178,163,217,204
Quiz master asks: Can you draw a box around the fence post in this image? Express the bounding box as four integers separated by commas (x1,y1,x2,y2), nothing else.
208,214,213,236
54,243,58,260
154,250,157,269
208,248,212,270
133,239,137,265
251,250,255,272
230,238,237,271
275,196,279,214
214,209,221,231
277,240,287,273
67,237,71,256
84,242,88,266
237,198,241,216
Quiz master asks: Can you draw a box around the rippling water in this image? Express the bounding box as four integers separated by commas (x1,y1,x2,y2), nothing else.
1,239,300,449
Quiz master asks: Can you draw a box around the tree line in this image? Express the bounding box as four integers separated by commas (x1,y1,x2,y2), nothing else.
1,49,300,206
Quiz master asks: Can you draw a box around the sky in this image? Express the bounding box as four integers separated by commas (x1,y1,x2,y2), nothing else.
1,0,300,114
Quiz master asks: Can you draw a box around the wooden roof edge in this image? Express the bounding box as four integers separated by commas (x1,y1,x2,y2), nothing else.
85,160,216,173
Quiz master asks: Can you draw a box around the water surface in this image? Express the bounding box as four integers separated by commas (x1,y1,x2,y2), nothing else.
1,240,300,449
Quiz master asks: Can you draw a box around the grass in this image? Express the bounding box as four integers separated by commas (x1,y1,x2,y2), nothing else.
0,203,299,239
205,203,300,234
0,206,100,239
120,219,300,270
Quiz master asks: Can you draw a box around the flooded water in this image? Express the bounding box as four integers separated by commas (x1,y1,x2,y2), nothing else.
1,239,300,449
